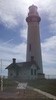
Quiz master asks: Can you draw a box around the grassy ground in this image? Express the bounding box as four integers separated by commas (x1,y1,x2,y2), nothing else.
0,78,55,99
0,78,17,92
28,79,56,96
0,78,56,95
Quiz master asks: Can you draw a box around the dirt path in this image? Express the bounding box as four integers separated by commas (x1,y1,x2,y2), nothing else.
0,89,53,100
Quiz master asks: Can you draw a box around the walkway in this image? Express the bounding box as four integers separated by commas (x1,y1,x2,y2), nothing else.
28,86,56,100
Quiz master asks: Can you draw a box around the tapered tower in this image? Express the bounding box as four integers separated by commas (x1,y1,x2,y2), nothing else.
26,5,43,74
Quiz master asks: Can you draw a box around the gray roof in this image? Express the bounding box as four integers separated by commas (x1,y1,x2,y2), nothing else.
6,60,39,69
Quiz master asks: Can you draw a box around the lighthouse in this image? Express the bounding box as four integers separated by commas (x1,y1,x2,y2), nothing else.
26,5,43,74
6,5,44,80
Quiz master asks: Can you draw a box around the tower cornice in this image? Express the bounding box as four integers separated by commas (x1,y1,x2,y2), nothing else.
26,16,41,23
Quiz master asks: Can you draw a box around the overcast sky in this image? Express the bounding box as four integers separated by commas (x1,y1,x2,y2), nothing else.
0,0,56,76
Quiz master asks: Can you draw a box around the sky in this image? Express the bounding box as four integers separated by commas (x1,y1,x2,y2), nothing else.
0,0,56,76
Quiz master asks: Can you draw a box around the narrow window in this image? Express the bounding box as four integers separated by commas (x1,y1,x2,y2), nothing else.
31,69,33,75
31,56,34,61
34,69,36,75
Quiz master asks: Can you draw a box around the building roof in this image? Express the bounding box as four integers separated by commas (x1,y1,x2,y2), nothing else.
6,60,39,70
5,63,19,69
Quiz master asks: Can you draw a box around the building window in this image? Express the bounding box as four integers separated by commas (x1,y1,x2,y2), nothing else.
31,69,33,75
34,69,36,75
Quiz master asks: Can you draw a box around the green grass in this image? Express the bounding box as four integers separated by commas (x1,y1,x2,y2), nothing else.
28,79,56,96
0,78,56,96
0,78,17,86
0,78,55,99
0,78,17,92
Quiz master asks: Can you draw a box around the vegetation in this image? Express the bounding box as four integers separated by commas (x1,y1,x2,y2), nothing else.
0,77,17,92
28,79,56,96
0,78,17,86
0,78,56,95
0,78,55,99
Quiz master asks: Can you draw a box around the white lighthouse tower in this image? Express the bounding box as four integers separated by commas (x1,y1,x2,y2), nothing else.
26,5,43,74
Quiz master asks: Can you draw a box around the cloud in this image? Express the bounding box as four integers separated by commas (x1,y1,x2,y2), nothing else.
44,66,56,77
0,0,56,30
0,41,27,74
41,35,56,74
0,39,27,76
1,39,14,45
0,0,27,28
20,27,27,41
0,42,26,62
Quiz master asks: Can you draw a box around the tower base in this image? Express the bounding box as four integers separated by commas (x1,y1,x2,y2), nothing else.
38,73,45,79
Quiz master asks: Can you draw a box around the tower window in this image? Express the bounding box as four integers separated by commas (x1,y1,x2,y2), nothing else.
31,69,33,75
31,56,34,61
34,69,36,75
